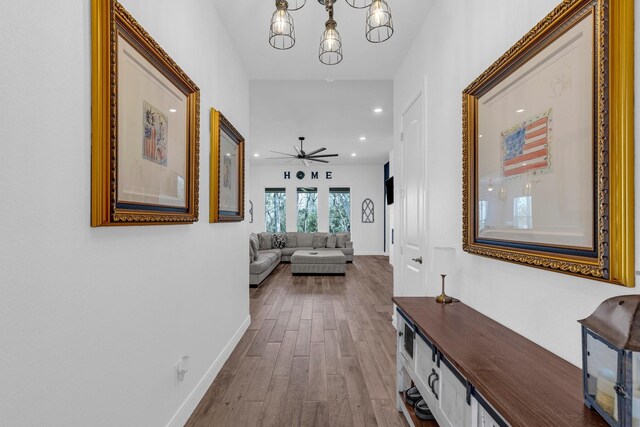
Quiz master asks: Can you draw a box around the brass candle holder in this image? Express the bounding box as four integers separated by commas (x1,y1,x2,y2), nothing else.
435,274,453,304
431,247,457,305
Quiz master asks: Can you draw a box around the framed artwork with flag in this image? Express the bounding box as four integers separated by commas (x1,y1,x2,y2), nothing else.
462,0,635,286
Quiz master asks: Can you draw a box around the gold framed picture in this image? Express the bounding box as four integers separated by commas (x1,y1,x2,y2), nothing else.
210,108,245,223
462,0,634,286
91,0,200,226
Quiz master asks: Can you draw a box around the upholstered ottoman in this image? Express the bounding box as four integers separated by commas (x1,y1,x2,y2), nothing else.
290,250,347,275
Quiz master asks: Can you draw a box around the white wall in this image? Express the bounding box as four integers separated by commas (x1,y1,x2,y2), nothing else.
249,165,385,255
393,0,640,367
0,1,250,426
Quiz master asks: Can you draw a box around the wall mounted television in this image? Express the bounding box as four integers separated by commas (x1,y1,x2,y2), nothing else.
385,177,394,205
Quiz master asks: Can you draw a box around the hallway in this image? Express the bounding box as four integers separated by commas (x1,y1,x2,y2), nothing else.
186,256,408,427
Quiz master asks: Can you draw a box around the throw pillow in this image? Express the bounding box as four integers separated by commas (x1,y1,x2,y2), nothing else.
312,233,328,249
258,233,272,250
326,234,337,248
336,233,348,248
273,233,286,249
249,234,259,261
286,233,297,248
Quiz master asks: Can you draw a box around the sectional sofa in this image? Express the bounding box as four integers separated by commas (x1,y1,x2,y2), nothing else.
249,232,354,286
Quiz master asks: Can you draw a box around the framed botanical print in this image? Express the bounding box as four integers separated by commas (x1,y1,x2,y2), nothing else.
91,0,200,226
462,0,634,286
210,108,245,223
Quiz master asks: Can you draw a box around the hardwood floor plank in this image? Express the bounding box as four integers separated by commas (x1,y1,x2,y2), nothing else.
308,341,328,401
245,342,281,401
311,311,325,342
324,329,343,375
336,319,357,358
342,356,379,426
234,401,264,427
294,319,312,356
355,341,390,400
301,296,314,320
323,302,337,330
268,311,290,343
246,319,276,357
281,356,310,426
301,401,329,427
273,330,297,377
286,305,303,331
371,399,406,427
259,376,290,427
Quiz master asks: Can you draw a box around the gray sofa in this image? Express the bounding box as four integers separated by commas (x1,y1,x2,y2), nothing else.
249,232,354,286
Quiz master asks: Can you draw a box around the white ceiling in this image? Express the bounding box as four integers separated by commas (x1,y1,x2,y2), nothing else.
250,80,393,165
214,0,434,79
216,1,433,166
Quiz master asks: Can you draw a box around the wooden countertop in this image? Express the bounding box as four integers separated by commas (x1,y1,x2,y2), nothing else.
392,297,608,427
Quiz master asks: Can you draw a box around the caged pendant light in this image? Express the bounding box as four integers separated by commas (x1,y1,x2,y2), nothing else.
366,0,394,43
269,0,296,50
318,4,343,65
268,0,394,65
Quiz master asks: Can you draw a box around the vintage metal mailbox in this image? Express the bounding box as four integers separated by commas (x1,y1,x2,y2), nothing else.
580,295,640,426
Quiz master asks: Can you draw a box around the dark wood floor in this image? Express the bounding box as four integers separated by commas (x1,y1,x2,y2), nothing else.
185,256,411,427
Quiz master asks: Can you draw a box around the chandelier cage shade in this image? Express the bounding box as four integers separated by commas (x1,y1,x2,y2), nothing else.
346,0,373,9
269,2,296,50
287,0,306,11
319,20,343,65
365,0,394,43
268,0,393,64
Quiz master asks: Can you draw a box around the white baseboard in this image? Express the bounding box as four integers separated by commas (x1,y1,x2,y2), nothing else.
354,251,387,256
166,314,251,427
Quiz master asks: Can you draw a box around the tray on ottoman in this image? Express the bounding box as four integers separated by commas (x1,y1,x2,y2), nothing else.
290,250,347,275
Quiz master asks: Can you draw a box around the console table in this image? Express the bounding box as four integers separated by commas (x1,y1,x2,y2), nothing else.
392,297,608,427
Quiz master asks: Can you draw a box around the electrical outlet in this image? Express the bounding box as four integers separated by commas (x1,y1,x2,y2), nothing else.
176,355,189,382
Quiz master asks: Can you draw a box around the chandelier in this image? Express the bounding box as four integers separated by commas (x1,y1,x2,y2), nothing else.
268,0,394,66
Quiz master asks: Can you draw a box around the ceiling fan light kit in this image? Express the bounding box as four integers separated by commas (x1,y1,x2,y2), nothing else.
268,0,394,65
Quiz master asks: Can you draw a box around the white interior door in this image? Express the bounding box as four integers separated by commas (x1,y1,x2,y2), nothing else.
400,94,426,296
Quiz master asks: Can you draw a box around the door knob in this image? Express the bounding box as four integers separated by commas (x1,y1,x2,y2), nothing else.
412,256,423,264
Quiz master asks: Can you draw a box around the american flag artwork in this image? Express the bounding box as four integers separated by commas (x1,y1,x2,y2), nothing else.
501,110,552,177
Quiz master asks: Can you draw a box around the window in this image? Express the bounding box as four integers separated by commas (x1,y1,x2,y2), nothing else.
329,187,350,233
513,196,532,229
297,187,318,232
265,188,286,232
478,200,488,231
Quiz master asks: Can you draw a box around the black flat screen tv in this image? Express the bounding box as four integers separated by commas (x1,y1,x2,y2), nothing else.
385,177,394,205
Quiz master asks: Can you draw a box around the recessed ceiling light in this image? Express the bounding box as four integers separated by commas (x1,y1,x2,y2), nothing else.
226,153,231,157
479,134,483,138
373,108,383,113
169,108,177,113
351,153,357,157
254,153,260,157
359,136,367,141
516,109,525,113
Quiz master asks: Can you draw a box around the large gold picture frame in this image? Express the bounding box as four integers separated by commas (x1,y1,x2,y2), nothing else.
462,0,634,286
210,108,245,223
91,0,200,226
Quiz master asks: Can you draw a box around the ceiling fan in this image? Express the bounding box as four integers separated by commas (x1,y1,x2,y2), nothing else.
268,137,339,166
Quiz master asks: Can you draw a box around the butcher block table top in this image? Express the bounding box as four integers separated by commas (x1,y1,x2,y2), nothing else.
392,297,607,427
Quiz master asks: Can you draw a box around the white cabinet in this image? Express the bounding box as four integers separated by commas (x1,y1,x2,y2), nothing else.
396,308,507,427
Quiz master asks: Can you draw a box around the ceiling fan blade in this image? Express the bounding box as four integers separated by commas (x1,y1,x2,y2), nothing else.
294,146,303,156
265,156,297,159
302,158,309,167
308,158,329,163
308,153,339,158
270,151,296,157
305,147,326,156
